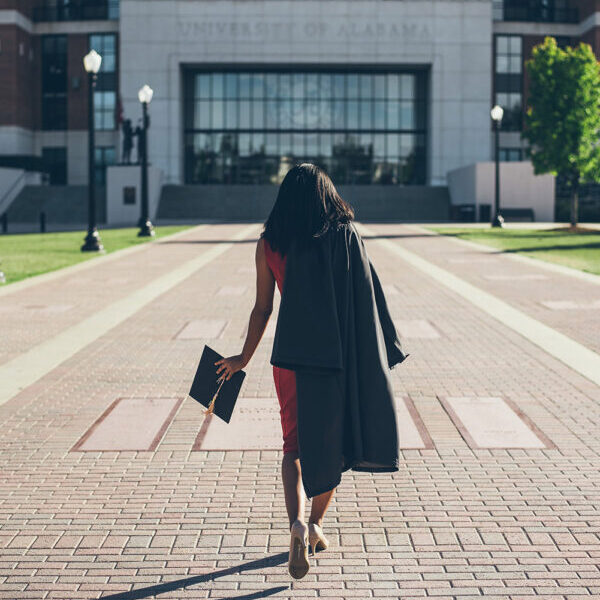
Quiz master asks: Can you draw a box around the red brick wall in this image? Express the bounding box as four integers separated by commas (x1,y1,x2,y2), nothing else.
576,0,600,21
30,35,41,130
0,24,36,129
580,26,600,57
0,0,36,20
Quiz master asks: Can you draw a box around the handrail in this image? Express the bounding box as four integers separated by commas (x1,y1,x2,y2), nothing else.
0,171,26,217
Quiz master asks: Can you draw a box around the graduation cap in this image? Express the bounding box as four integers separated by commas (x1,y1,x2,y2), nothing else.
188,345,246,423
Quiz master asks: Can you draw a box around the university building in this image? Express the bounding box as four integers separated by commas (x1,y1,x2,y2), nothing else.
1,0,599,223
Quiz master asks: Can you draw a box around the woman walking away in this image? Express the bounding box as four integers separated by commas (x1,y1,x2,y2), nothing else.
215,163,409,579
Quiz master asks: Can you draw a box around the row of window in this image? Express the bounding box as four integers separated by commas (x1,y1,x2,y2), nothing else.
187,132,423,160
185,131,426,184
184,69,428,184
493,0,578,24
34,0,119,22
191,72,422,101
185,70,427,132
41,33,117,131
189,99,420,132
495,34,523,132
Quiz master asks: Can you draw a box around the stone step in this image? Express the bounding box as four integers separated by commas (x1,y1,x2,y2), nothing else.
6,184,106,224
158,183,451,221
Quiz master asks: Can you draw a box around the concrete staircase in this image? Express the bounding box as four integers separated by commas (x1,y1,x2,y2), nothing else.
0,169,29,218
158,184,450,222
5,185,106,224
5,183,451,227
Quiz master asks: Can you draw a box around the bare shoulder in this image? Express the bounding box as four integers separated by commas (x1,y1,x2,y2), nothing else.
255,237,274,285
255,236,267,263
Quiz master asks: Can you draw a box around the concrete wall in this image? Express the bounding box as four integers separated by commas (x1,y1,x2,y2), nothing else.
447,161,555,222
106,165,163,226
0,125,34,156
157,184,450,222
120,0,493,186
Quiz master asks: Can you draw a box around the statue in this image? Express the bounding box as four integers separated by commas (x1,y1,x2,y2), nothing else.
134,118,146,165
121,118,133,165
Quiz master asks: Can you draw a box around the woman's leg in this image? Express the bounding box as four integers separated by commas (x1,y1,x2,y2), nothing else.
308,487,336,527
282,451,305,528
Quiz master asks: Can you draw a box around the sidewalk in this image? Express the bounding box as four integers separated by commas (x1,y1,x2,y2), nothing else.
0,222,599,599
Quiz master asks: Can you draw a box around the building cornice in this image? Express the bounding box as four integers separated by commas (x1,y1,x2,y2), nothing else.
0,10,34,34
578,12,600,36
33,20,119,35
492,21,579,36
493,12,600,38
0,11,119,35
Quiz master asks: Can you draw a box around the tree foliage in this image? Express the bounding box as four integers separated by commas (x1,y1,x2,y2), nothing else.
523,37,600,226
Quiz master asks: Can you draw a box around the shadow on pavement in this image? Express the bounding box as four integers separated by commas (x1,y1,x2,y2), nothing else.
503,242,600,253
99,552,289,599
160,238,260,245
360,233,432,240
437,230,600,241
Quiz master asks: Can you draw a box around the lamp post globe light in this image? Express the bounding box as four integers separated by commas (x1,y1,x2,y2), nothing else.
137,84,155,237
81,49,104,252
490,104,505,228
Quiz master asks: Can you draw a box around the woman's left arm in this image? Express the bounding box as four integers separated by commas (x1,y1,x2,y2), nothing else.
215,237,276,381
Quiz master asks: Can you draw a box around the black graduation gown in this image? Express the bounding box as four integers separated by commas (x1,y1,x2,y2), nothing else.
270,221,409,498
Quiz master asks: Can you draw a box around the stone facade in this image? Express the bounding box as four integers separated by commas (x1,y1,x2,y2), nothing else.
119,0,493,186
2,0,600,193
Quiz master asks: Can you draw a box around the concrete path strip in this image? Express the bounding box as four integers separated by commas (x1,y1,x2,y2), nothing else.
0,223,207,298
356,222,600,388
0,223,259,406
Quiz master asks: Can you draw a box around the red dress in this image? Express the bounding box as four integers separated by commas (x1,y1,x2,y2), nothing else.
263,238,299,454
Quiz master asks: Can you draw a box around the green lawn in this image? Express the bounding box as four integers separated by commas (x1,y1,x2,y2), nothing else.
430,226,600,276
0,225,192,285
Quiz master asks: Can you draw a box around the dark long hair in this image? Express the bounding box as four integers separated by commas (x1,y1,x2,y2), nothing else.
261,163,355,256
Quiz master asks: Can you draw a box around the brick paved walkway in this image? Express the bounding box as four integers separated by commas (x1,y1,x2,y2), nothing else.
382,224,600,355
1,222,599,599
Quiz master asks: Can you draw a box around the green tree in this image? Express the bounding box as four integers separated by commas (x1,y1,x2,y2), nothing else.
523,37,600,227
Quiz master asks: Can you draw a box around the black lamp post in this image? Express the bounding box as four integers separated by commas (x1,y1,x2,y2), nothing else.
81,49,104,252
490,104,505,228
137,84,154,237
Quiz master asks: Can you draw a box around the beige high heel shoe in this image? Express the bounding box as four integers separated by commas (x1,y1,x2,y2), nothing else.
308,522,329,556
288,520,309,579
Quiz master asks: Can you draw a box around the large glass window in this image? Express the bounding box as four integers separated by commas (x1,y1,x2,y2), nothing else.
34,1,119,22
184,68,428,185
89,33,117,131
494,35,522,132
499,148,523,161
41,35,68,130
493,1,578,23
42,147,67,185
94,146,116,185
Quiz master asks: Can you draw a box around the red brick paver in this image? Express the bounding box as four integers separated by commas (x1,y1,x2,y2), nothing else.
1,222,599,599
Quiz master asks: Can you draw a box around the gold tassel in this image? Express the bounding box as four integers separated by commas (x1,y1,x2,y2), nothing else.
204,378,225,415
